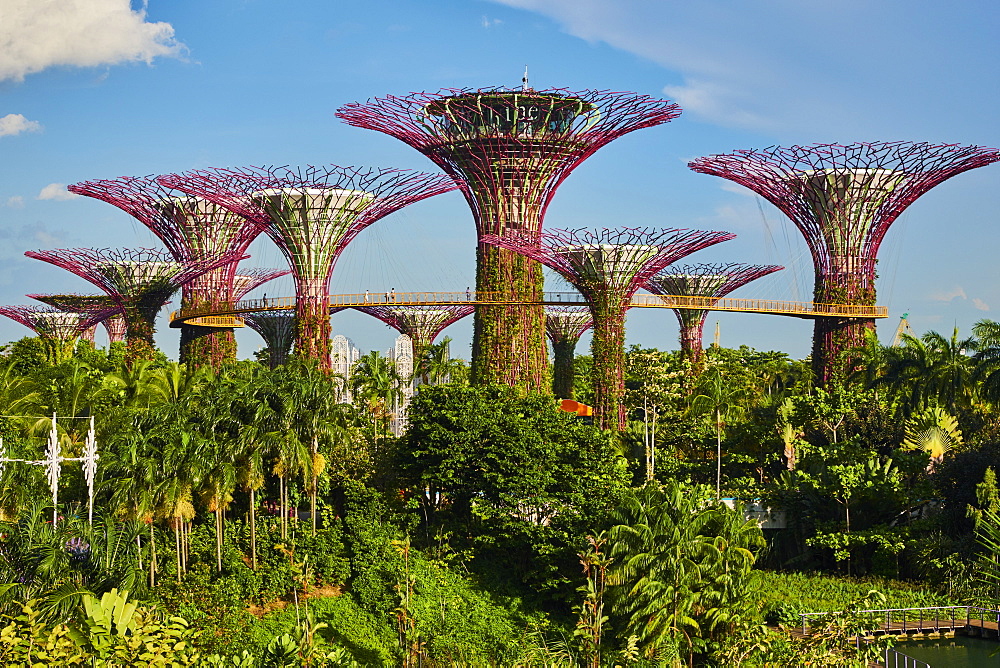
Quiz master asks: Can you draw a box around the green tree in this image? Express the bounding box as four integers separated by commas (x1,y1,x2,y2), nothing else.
606,481,764,663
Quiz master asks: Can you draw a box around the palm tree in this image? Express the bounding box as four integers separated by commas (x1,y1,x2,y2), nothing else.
350,351,405,445
875,328,976,415
687,366,748,498
972,319,1000,405
606,482,763,662
417,337,464,386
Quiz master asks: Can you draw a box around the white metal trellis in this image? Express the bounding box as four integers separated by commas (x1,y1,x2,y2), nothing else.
0,414,98,527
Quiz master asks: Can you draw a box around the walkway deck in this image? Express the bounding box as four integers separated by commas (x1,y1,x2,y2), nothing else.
169,291,889,328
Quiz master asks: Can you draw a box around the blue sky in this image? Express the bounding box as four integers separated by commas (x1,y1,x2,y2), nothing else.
0,0,998,361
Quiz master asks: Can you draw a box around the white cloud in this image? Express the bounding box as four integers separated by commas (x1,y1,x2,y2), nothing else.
4,196,25,209
0,0,184,82
486,0,997,138
973,298,990,311
37,184,78,201
0,114,42,137
663,79,766,129
481,16,503,28
928,286,966,302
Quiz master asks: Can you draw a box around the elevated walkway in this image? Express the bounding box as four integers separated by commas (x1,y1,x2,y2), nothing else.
170,291,888,327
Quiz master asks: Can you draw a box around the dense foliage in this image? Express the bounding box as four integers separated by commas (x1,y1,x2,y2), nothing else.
0,319,999,665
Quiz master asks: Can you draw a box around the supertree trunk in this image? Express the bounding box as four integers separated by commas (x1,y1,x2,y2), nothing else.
545,306,592,399
296,279,331,363
179,267,237,367
812,267,876,384
590,299,627,430
677,312,708,366
244,312,296,368
472,243,546,387
551,339,578,399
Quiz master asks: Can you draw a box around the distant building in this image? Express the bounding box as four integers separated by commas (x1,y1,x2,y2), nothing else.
331,334,361,403
389,334,415,435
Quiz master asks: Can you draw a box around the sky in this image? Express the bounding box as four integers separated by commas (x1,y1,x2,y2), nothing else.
0,0,998,361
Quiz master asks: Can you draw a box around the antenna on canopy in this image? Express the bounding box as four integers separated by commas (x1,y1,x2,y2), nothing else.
522,65,530,92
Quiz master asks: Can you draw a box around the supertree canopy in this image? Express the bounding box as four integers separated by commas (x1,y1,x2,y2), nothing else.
68,175,269,367
28,293,122,345
355,304,475,372
689,141,1000,383
24,248,245,362
162,165,456,369
647,263,783,364
484,227,733,429
0,305,111,363
243,311,297,369
337,87,682,391
545,306,593,399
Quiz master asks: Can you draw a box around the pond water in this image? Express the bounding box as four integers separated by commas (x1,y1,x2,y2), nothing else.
896,636,1000,666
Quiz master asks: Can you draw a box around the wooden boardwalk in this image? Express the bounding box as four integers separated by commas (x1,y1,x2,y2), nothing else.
795,606,1000,667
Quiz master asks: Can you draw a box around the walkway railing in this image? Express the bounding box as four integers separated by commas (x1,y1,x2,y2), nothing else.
881,646,931,668
170,291,888,326
801,605,1000,637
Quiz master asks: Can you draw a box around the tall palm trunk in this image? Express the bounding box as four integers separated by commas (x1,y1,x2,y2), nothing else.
279,475,287,540
215,505,224,572
715,409,723,499
174,522,182,584
250,488,257,570
149,522,157,587
311,436,318,536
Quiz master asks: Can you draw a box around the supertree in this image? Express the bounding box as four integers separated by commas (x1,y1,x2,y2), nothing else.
646,263,783,365
28,293,122,346
161,166,456,369
68,176,270,367
0,305,111,363
24,248,245,362
689,141,1000,383
243,311,297,369
484,227,734,429
337,86,682,390
545,306,593,399
355,304,475,376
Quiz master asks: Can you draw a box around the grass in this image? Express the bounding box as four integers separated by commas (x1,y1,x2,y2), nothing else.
752,570,954,614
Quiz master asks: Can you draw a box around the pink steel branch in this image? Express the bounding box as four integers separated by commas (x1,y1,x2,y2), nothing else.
646,263,783,360
337,88,682,238
161,165,457,367
483,227,736,306
231,267,290,301
355,304,475,364
24,247,246,354
689,141,1000,382
69,175,274,364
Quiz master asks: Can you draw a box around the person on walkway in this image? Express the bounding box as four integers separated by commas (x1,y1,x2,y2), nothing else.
390,288,396,302
466,286,471,301
364,290,370,304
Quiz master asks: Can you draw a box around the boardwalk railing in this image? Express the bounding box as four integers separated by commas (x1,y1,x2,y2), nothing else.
800,605,1000,637
881,646,930,668
170,291,888,326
